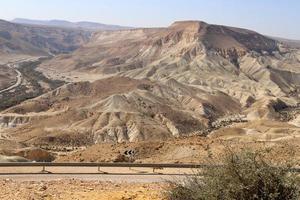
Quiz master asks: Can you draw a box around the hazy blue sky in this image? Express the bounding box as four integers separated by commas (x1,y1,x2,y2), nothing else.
1,0,299,39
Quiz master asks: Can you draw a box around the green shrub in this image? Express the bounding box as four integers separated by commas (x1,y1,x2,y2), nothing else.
167,148,299,200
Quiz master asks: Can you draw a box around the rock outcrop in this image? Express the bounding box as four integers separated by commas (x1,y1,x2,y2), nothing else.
13,147,54,162
1,20,299,146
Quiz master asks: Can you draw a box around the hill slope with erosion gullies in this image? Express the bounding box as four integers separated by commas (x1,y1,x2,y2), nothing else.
1,21,300,152
40,21,300,103
1,76,241,146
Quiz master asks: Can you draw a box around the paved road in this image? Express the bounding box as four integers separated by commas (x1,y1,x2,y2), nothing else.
0,174,186,183
0,166,193,182
0,66,22,94
0,57,43,94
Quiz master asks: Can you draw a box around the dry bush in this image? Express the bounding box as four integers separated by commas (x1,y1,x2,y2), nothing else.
167,146,300,200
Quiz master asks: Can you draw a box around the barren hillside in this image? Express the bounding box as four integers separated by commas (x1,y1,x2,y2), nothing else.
0,20,299,162
2,76,241,146
40,21,300,101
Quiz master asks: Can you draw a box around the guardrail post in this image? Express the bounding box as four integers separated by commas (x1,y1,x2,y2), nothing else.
41,165,46,173
97,166,108,174
39,164,51,174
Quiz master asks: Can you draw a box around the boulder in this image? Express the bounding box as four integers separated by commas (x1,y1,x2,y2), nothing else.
13,147,55,162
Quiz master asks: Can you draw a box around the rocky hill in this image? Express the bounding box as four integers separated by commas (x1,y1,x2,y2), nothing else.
40,21,299,104
0,21,299,159
1,76,241,146
41,20,278,72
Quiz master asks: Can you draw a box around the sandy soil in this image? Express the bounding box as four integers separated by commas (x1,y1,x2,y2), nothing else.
0,54,36,65
37,67,111,83
0,179,167,200
53,120,300,164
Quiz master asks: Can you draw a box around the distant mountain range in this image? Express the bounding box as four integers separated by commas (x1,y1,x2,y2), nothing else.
12,18,133,31
0,19,91,55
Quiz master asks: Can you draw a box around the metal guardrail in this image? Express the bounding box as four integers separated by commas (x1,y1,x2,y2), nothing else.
0,162,212,174
0,163,299,174
0,162,299,169
0,162,209,168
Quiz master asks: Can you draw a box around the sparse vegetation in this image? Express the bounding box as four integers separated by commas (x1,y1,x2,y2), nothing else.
0,59,64,110
19,60,64,90
167,147,300,200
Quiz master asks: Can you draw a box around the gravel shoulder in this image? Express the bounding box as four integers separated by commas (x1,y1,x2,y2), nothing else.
0,179,167,200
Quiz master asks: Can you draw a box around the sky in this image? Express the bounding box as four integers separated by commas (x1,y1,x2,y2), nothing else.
1,0,300,39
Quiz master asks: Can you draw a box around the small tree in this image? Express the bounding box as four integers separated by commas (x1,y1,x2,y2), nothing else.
167,147,299,200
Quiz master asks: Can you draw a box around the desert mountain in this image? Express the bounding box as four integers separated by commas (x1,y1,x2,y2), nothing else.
1,21,300,147
41,21,300,101
12,18,132,31
41,20,278,71
0,19,91,56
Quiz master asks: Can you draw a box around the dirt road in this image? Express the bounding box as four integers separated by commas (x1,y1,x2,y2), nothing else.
0,57,43,94
0,66,22,94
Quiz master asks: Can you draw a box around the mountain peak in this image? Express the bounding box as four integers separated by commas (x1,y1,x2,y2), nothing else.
170,20,207,30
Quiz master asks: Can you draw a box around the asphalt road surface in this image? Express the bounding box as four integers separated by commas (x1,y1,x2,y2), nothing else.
0,166,194,182
0,174,187,183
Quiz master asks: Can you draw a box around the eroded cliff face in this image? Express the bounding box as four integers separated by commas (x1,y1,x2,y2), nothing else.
1,21,299,146
38,20,298,100
0,76,242,145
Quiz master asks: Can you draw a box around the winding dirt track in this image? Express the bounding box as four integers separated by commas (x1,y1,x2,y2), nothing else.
0,66,22,94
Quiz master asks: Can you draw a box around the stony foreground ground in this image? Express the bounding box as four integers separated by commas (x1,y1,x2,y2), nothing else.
0,179,167,200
